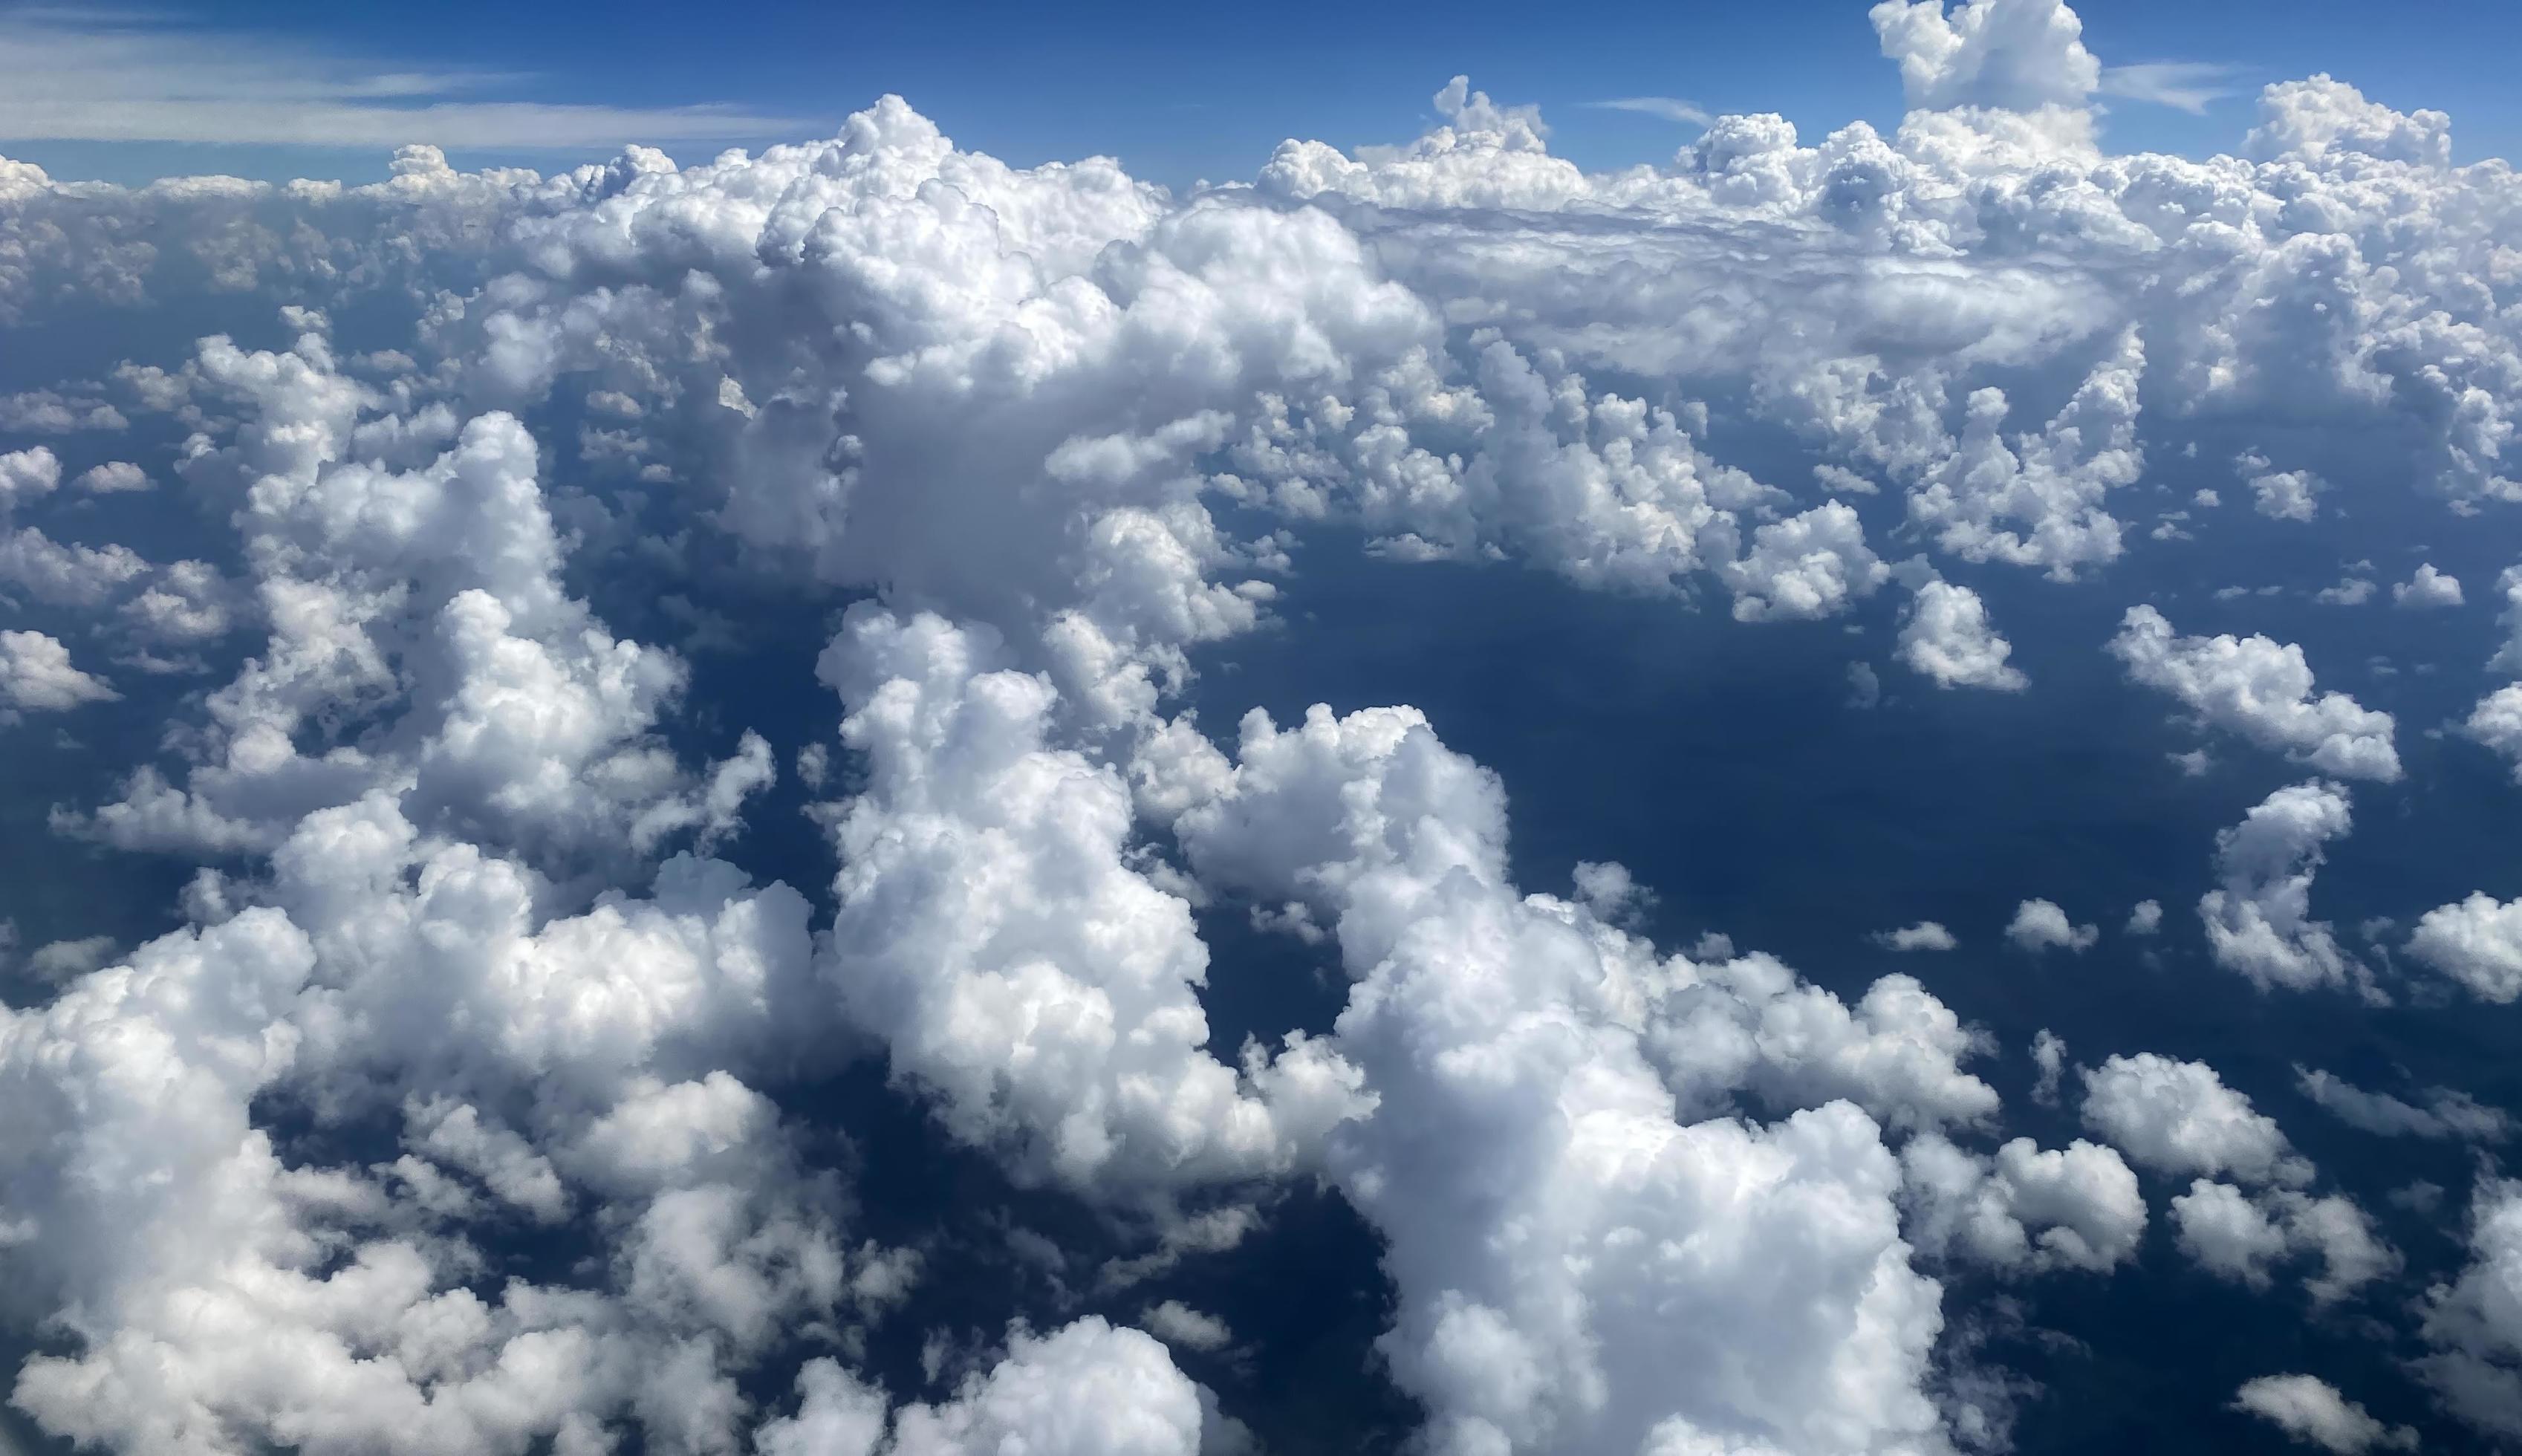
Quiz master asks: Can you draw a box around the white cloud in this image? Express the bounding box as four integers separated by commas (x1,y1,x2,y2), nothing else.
0,628,118,712
73,460,149,494
2407,892,2522,1003
2197,781,2361,995
2006,898,2096,953
2237,451,2324,521
2232,1374,2417,1454
2080,1053,2310,1186
1140,1300,1235,1353
816,609,1366,1200
1902,1132,2146,1273
2107,606,2400,781
2171,1180,2396,1304
0,9,805,150
1173,701,1980,1452
2467,686,2522,783
2125,900,2162,935
2031,1028,2067,1106
1871,0,2101,114
2095,62,2247,115
2295,1067,2511,1142
1873,920,1960,952
1585,97,1713,126
2246,74,2451,166
1897,578,2027,690
2419,1181,2522,1440
2392,563,2463,609
0,444,60,510
0,19,2517,1449
759,1318,1218,1456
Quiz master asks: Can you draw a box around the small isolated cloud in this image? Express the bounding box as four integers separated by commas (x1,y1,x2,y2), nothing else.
2007,898,2096,954
1897,578,2027,691
2108,606,2399,781
2295,1067,2510,1142
74,461,149,494
2097,62,2249,115
1582,97,1712,126
1873,920,1959,952
2231,1374,2417,1453
2406,891,2522,1003
0,630,119,713
2392,563,2463,609
2126,900,2163,935
1139,1300,1234,1353
2081,1053,2310,1186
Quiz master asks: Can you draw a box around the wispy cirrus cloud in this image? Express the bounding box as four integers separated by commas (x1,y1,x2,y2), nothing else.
1581,95,1713,126
0,6,808,149
2098,61,2250,115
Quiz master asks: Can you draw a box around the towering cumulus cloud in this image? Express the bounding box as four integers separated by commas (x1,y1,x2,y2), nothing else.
1,0,2519,1449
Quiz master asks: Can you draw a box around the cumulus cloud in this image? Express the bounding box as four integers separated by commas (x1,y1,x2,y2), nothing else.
2418,1180,2522,1439
2393,563,2463,609
2237,451,2325,521
1871,0,2101,114
2171,1180,2397,1304
1173,701,1989,1452
2406,893,2522,1002
73,460,149,494
814,608,1366,1200
1874,920,1960,952
0,628,118,712
1897,577,2027,689
1902,1132,2146,1273
2107,607,2400,781
2125,900,2162,935
2232,1374,2417,1453
2006,898,2096,953
0,7,2518,1447
2198,781,2362,995
2080,1053,2311,1186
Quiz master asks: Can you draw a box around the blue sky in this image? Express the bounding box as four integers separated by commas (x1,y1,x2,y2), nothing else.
7,0,2521,186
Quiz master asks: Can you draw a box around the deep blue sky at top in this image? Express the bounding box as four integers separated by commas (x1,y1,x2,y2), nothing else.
10,0,2522,188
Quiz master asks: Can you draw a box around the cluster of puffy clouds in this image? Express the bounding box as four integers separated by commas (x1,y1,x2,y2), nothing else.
3,0,2522,1449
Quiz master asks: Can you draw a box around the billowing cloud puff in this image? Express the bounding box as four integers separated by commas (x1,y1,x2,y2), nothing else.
2232,1374,2418,1453
0,6,2518,1449
2171,1180,2397,1304
757,1318,1220,1456
2406,892,2522,1002
1871,0,2102,114
2005,898,2095,953
2079,1053,2311,1186
2392,563,2462,609
814,607,1365,1200
2107,608,2400,781
1874,920,1960,952
0,627,118,712
1897,578,2027,690
2197,781,2361,995
2418,1181,2522,1438
1901,1132,2146,1273
1172,701,1986,1452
